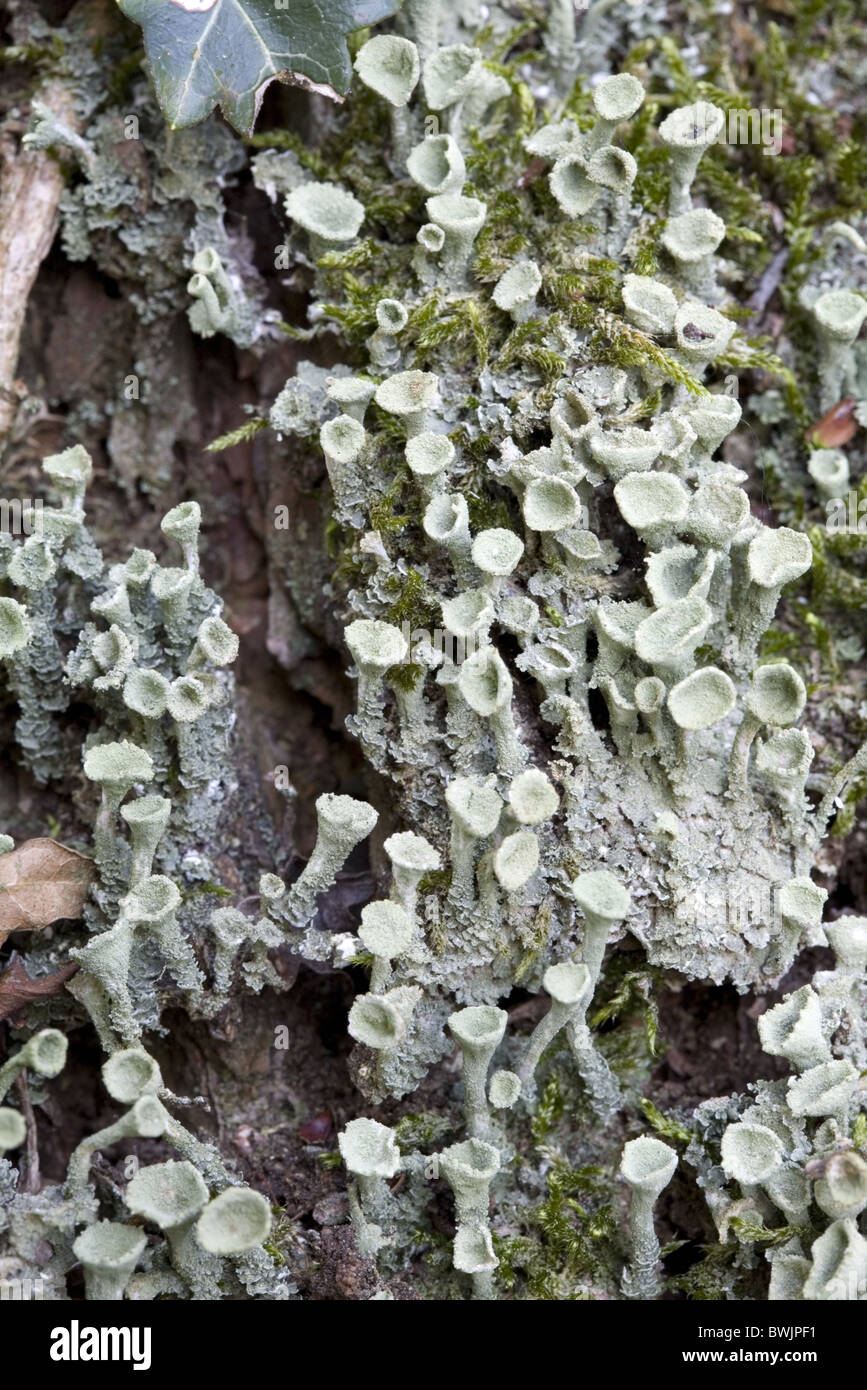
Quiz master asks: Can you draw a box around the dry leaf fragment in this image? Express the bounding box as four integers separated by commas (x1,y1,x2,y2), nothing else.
0,957,80,1023
0,839,95,944
806,398,857,448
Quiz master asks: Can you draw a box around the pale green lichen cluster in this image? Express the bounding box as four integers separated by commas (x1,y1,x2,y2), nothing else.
688,915,867,1300
1,1036,284,1300
0,447,238,857
0,455,287,1300
246,16,867,1299
0,447,293,1053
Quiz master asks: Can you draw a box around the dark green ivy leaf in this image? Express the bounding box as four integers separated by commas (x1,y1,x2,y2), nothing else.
118,0,400,135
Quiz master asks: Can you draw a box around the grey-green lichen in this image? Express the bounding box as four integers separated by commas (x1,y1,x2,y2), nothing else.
220,6,867,1300
0,454,289,1300
1,1037,284,1301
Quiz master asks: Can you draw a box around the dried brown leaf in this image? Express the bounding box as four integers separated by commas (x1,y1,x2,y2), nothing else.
0,839,95,944
806,398,858,448
0,956,80,1023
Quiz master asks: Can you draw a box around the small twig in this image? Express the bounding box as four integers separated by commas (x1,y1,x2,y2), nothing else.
745,247,789,333
16,1071,40,1193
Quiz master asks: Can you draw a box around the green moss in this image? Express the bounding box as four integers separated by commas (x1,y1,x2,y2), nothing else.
659,36,700,100
696,160,767,244
368,470,410,535
639,1098,693,1146
631,235,660,278
205,417,267,452
246,127,334,179
320,270,402,343
386,661,424,694
668,1242,744,1301
590,967,661,1065
807,522,867,623
385,568,439,632
316,238,381,272
447,424,495,465
347,948,375,968
560,294,709,396
0,33,65,68
834,140,867,209
392,1111,453,1150
728,1216,811,1247
106,47,146,103
496,1155,617,1299
716,341,806,424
